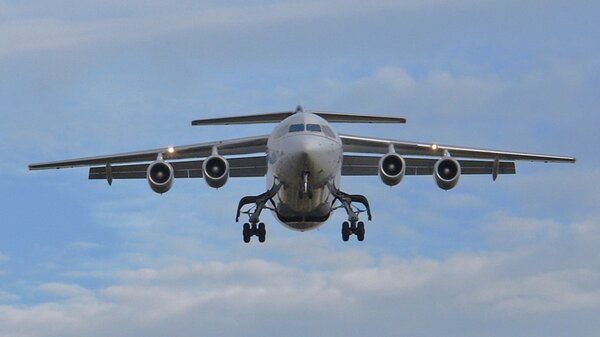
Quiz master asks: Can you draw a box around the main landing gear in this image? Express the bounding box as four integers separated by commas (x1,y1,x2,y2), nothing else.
236,185,279,243
341,221,365,242
243,222,266,243
331,186,372,242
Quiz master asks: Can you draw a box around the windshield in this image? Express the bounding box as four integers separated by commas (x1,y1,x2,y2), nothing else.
288,124,305,132
306,124,322,132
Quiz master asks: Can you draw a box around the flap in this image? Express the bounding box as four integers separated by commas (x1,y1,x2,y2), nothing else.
342,155,516,176
89,156,267,180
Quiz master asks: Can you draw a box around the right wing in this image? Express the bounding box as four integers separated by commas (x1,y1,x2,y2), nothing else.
88,156,267,180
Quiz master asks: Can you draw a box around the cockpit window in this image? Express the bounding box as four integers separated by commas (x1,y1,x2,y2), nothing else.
274,125,288,138
306,124,322,132
289,124,305,132
322,125,336,138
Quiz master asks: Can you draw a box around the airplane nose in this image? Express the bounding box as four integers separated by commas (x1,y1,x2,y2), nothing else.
287,137,319,162
280,135,340,185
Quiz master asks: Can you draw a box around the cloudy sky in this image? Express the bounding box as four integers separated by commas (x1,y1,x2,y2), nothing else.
1,1,599,336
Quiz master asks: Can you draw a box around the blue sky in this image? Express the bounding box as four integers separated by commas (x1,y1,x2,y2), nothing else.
1,1,599,336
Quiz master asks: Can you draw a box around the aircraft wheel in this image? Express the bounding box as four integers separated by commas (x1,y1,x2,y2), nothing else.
341,221,350,242
357,221,365,242
258,222,266,243
243,223,251,243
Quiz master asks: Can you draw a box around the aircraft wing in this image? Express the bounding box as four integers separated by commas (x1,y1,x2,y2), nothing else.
340,134,576,163
88,156,267,180
29,135,269,170
342,155,516,176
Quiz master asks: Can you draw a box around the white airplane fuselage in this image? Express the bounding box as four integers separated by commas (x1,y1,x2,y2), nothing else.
266,113,343,231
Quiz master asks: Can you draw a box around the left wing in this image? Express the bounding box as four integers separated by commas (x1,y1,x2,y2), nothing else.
29,135,269,170
340,134,576,163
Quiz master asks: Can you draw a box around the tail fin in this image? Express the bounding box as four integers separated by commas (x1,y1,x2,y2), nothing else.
191,106,406,126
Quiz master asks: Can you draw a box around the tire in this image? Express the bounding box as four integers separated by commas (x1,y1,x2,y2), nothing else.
357,221,365,242
243,223,251,243
258,223,266,243
342,221,350,242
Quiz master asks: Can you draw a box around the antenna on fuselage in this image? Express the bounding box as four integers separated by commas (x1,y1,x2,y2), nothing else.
295,105,304,114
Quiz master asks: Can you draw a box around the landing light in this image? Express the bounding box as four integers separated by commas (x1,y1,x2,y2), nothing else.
167,147,175,154
431,144,438,150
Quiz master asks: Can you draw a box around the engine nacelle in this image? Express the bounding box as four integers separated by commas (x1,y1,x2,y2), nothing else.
434,157,461,190
147,160,174,194
203,155,229,188
379,153,406,186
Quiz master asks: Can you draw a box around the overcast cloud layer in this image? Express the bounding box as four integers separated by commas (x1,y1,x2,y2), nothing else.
1,1,599,336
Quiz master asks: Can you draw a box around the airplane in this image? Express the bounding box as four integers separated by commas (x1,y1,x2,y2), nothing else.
29,106,575,243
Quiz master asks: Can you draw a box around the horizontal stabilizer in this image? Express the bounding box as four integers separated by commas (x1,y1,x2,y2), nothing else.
314,112,405,124
192,112,294,125
192,108,406,126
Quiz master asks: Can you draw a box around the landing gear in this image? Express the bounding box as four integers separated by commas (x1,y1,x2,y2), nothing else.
258,223,266,243
357,221,365,241
340,220,365,241
243,223,251,243
331,186,372,242
236,185,279,243
242,222,267,243
342,221,350,241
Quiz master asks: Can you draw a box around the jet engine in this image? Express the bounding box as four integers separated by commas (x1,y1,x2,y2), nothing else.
434,157,461,190
203,155,229,188
379,152,406,186
147,159,174,194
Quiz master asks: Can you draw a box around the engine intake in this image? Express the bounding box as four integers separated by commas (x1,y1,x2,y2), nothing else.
203,155,229,188
147,160,174,194
434,157,461,190
379,153,406,186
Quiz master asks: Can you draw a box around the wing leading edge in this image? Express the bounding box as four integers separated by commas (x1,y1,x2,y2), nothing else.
340,134,576,163
29,135,269,170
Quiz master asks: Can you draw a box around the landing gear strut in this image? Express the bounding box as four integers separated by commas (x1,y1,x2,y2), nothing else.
236,185,279,243
331,186,372,242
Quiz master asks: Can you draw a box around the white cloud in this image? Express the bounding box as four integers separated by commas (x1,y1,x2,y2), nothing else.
0,291,19,303
0,252,9,262
472,269,600,314
1,250,598,337
571,216,600,242
67,241,104,250
482,212,562,247
0,0,485,60
39,283,95,300
2,2,598,336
